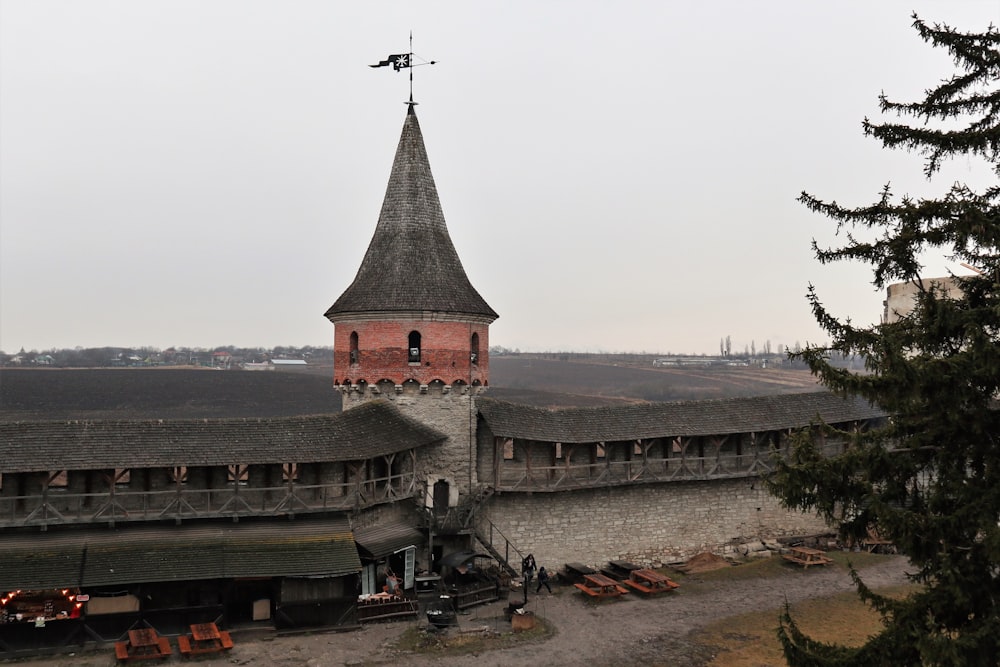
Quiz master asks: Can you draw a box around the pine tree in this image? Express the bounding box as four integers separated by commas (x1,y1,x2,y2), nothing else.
767,15,1000,665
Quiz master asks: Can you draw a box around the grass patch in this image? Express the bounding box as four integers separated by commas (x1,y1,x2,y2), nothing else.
666,550,892,591
393,615,554,657
693,583,916,667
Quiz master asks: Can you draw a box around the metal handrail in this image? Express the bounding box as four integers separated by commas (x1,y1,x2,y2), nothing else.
476,517,522,577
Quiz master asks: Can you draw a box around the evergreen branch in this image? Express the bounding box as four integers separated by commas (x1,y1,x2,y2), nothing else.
879,88,1000,122
778,14,1000,662
864,122,1000,177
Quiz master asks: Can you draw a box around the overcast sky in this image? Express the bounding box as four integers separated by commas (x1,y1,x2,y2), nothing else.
2,1,998,355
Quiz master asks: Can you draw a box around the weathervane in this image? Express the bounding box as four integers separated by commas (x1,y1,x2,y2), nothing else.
370,32,437,106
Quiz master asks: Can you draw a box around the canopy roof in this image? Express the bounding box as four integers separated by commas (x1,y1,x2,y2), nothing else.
477,391,885,443
1,400,445,472
0,517,360,589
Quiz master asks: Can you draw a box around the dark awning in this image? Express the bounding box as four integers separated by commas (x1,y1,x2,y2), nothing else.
353,521,424,560
0,518,361,590
439,550,493,568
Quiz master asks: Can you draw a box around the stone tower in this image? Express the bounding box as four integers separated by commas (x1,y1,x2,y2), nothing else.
325,105,498,497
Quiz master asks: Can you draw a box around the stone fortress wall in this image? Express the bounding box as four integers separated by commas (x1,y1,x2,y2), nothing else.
479,479,828,570
342,382,483,496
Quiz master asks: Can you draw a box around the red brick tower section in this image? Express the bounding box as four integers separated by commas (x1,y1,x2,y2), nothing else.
325,105,498,399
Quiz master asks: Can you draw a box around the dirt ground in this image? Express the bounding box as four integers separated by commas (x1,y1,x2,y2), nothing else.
12,555,910,667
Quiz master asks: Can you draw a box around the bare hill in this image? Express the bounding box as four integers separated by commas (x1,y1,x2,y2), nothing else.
488,356,821,407
0,358,822,420
0,368,340,421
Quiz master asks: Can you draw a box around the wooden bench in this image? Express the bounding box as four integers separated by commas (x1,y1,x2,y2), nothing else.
575,573,629,598
179,635,228,657
624,569,680,594
115,641,130,661
114,637,171,661
622,579,654,594
782,554,832,568
183,637,233,656
115,629,172,661
782,546,833,569
623,579,678,594
782,555,807,566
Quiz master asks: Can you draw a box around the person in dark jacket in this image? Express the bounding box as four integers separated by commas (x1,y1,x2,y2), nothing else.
522,553,536,586
535,565,552,594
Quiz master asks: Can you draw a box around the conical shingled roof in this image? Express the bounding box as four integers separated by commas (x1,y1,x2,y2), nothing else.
325,107,498,321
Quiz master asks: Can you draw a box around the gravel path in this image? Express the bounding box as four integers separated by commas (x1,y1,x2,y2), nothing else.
18,555,911,667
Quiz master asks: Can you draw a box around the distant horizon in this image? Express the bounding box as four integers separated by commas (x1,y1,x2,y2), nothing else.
4,2,990,355
1,343,810,358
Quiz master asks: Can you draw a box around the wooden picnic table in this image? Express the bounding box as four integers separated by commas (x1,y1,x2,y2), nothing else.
115,627,172,662
178,621,233,657
609,560,641,570
623,568,680,594
861,527,895,553
574,573,630,599
561,562,597,584
782,546,833,569
129,629,159,648
191,623,220,642
604,560,642,579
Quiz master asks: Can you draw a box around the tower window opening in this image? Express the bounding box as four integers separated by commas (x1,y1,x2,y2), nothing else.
350,331,359,365
408,331,421,363
470,332,480,365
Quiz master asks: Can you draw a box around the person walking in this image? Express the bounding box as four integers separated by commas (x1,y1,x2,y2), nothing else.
535,565,552,594
522,553,536,586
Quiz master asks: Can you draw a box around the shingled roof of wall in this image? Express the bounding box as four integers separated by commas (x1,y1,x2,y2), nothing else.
476,391,885,442
0,517,360,589
325,107,497,321
0,400,445,473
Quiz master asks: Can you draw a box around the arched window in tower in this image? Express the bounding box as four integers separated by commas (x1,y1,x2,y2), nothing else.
350,331,359,365
470,332,480,366
408,331,421,363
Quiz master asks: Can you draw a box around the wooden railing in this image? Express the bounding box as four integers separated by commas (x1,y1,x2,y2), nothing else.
0,472,418,529
419,488,487,534
492,442,846,492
